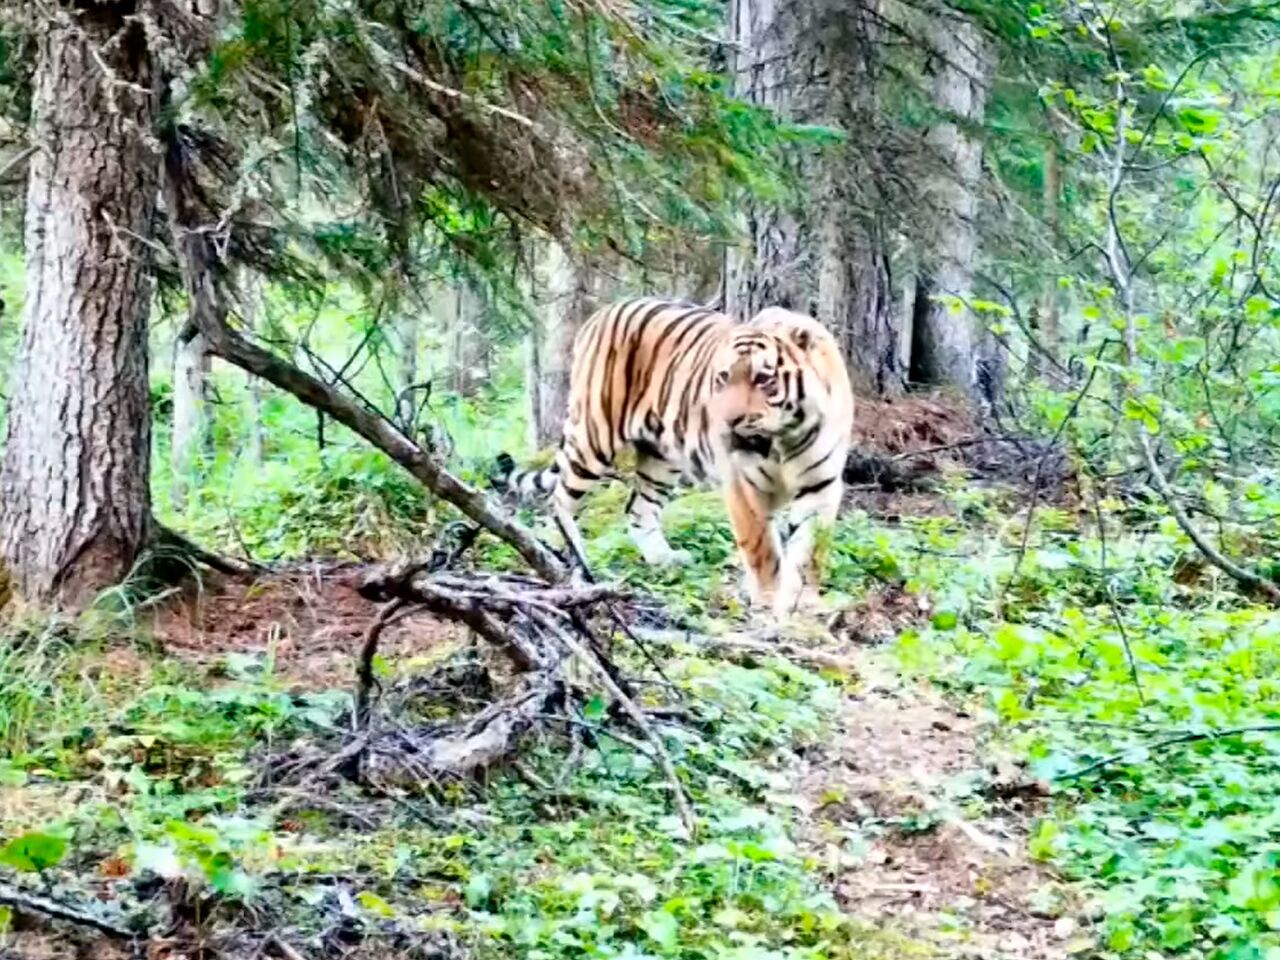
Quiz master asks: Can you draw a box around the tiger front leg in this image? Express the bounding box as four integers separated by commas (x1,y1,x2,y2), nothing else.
775,477,842,617
627,453,692,566
723,477,782,612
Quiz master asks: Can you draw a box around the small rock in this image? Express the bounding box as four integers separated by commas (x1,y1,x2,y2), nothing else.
998,932,1031,953
1054,916,1078,940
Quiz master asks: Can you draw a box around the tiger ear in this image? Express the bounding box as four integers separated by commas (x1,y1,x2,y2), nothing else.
791,327,813,351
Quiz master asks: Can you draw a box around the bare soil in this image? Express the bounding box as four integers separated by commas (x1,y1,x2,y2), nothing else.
147,562,466,690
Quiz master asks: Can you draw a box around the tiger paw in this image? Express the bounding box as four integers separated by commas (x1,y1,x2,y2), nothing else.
637,543,693,567
773,584,825,620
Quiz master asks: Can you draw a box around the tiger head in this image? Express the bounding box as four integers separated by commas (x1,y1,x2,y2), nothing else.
747,307,852,430
707,328,792,449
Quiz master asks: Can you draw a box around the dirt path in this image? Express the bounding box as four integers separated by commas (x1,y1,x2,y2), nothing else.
790,643,1087,959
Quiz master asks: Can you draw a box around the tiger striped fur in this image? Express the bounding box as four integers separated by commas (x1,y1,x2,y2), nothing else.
493,298,854,618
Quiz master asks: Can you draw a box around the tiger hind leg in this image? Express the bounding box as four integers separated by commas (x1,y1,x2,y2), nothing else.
550,440,606,575
627,452,691,566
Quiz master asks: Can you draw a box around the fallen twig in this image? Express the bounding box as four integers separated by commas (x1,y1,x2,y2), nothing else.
537,609,697,837
355,598,411,729
267,933,309,960
698,634,859,673
1057,723,1280,782
153,522,263,576
888,435,1035,461
0,880,136,940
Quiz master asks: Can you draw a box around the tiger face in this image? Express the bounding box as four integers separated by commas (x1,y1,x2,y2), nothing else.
708,332,789,446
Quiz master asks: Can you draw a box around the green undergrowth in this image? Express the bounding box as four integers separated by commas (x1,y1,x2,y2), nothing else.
831,489,1280,960
8,458,1279,960
0,572,925,958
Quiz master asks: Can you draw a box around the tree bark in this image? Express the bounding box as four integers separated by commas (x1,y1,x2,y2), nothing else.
392,308,420,426
723,0,902,397
525,303,546,449
528,242,596,448
239,270,267,465
0,7,158,607
1030,131,1062,377
446,283,488,398
910,13,993,400
170,330,212,510
818,209,900,397
722,0,809,318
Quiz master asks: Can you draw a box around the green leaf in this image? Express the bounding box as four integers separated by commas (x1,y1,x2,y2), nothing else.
932,611,958,630
0,831,68,873
1142,64,1170,90
641,908,679,949
133,843,184,879
357,890,396,918
464,872,492,908
583,694,607,722
1178,107,1221,136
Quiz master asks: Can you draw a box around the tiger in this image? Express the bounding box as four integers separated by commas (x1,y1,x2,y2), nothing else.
492,298,854,618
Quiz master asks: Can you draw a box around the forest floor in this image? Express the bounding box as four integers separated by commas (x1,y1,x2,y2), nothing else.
143,558,1082,958
5,396,1273,959
6,558,1082,960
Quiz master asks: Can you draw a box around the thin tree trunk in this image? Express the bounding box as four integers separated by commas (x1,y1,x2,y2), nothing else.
170,330,212,510
526,297,547,449
0,7,158,608
446,284,488,398
393,309,420,426
911,13,993,400
240,271,267,465
1032,132,1062,376
529,242,595,448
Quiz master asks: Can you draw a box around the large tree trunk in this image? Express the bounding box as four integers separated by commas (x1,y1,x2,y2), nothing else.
528,242,596,448
817,190,900,398
722,0,812,320
724,0,903,397
0,8,158,607
910,13,993,400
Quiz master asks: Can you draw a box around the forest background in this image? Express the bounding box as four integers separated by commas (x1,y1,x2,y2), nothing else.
1,1,1280,959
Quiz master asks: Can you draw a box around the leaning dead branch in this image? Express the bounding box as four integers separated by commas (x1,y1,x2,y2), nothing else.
161,141,567,584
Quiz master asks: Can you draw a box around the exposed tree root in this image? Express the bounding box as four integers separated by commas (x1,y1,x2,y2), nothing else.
151,522,262,577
